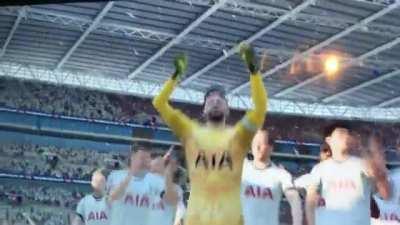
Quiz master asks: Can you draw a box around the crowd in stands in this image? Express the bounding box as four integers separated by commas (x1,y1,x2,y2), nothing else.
0,180,82,225
1,78,400,147
0,142,319,181
0,140,399,183
0,78,400,225
0,182,83,210
0,144,128,180
0,204,71,225
0,78,162,126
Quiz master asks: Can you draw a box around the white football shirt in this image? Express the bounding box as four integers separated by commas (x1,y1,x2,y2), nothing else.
374,168,400,223
294,173,313,189
241,159,294,225
174,199,187,224
146,172,183,225
371,218,400,225
76,195,110,225
309,156,372,225
387,168,400,204
106,170,151,225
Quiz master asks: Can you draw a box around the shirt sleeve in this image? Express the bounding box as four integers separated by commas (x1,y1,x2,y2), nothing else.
234,72,268,153
175,188,186,221
279,169,295,191
144,173,161,198
176,185,184,201
152,78,195,142
360,158,370,176
308,163,322,189
75,197,85,222
176,201,186,220
389,171,400,203
360,158,375,193
106,171,115,194
294,174,313,189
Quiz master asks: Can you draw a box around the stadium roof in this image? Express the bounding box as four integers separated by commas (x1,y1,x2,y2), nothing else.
1,0,400,122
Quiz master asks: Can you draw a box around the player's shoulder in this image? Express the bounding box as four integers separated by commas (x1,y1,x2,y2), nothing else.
347,156,368,169
294,173,313,189
242,158,252,169
273,164,294,184
348,155,364,163
311,160,326,170
144,172,164,187
270,162,291,175
389,167,400,179
79,194,93,205
174,183,183,191
108,169,128,179
309,159,333,175
144,172,157,180
175,184,184,196
144,172,163,181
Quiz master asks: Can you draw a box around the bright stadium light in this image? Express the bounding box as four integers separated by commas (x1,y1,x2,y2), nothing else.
324,55,340,76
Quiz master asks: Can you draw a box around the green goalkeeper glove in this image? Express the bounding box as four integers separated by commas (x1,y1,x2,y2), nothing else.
239,42,258,74
172,53,188,80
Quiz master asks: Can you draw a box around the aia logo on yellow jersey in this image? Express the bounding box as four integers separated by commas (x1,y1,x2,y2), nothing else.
194,150,233,170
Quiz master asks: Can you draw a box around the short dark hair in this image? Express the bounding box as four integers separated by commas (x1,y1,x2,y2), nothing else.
357,127,384,150
370,130,384,145
320,142,331,154
91,168,108,177
203,85,226,105
323,122,353,138
267,134,275,146
130,144,150,155
150,152,162,159
128,145,150,165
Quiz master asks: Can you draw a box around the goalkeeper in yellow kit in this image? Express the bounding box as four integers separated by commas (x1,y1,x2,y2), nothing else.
152,43,268,225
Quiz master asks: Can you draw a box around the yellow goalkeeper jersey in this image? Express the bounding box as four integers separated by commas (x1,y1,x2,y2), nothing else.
152,73,267,225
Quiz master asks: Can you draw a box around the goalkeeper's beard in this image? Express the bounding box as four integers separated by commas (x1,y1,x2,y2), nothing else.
206,111,225,124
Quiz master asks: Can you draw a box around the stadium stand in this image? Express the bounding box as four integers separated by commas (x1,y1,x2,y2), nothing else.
0,78,399,225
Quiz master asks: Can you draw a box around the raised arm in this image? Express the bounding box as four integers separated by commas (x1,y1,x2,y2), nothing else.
285,189,303,225
305,185,318,225
305,165,323,225
234,43,268,149
152,54,194,141
359,133,390,200
364,153,390,200
163,159,180,205
280,170,302,225
174,200,186,225
109,172,133,202
73,198,85,225
72,216,84,225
